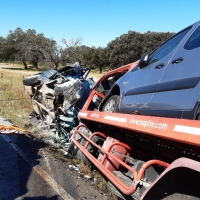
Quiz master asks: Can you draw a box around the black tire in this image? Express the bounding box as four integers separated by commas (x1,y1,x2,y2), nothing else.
107,171,135,200
23,74,40,86
67,141,78,157
102,95,119,113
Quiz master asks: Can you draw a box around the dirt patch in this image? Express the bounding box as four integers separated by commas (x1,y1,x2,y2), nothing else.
0,63,39,76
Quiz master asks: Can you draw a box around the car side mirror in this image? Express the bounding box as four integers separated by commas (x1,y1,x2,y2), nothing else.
138,53,149,69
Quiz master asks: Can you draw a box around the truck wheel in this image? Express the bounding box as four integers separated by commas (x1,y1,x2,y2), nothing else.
162,193,199,200
23,74,40,86
102,95,119,113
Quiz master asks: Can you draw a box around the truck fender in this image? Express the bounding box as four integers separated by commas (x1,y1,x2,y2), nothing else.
141,157,200,200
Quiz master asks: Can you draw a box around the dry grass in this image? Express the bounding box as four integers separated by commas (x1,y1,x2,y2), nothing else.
89,70,106,79
0,63,38,128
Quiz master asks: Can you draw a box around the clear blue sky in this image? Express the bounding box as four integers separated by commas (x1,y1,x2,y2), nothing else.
0,0,200,47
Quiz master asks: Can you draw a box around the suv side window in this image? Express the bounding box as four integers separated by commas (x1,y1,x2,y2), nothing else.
147,27,191,65
184,26,200,50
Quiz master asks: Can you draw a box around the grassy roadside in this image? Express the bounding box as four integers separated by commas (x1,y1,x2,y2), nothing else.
0,64,36,128
88,69,106,78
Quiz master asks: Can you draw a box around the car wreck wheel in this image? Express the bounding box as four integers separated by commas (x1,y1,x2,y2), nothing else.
23,74,40,86
102,95,119,113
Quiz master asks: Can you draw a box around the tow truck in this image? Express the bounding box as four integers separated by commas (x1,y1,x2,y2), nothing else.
69,61,200,200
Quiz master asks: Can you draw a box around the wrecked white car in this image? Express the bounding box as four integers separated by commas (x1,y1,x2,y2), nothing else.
23,62,94,146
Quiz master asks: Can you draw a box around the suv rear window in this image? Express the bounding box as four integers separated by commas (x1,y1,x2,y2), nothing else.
148,27,191,65
184,26,200,50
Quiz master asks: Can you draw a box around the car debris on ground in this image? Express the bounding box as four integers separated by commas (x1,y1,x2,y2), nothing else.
22,62,95,149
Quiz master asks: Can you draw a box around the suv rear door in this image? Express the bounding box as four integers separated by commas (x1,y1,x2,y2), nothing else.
150,22,200,119
120,27,191,114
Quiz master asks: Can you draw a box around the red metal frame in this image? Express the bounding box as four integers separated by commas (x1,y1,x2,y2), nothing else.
72,124,169,195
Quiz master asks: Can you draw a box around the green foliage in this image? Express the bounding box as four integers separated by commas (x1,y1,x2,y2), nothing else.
0,37,7,61
3,28,53,69
0,27,175,71
106,31,174,69
142,31,174,54
81,46,110,73
107,31,143,69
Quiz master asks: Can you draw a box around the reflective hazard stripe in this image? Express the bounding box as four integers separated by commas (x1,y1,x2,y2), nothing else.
174,125,200,136
78,112,87,117
104,116,127,123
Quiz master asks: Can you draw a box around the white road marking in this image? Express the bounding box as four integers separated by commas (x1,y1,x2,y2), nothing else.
1,135,74,200
174,125,200,136
42,150,53,174
34,165,74,200
104,115,127,122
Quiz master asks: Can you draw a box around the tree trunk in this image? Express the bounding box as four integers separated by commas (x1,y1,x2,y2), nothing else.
34,62,38,68
99,66,103,74
22,60,28,69
53,61,59,70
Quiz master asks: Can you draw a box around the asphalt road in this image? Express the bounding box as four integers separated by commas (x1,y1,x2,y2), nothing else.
0,116,109,200
0,133,66,200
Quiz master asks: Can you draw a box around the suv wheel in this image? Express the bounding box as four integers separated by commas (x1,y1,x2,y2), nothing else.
102,95,119,113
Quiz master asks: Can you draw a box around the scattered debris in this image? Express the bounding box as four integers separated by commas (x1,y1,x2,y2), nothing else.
60,149,69,156
84,175,91,179
93,178,98,183
69,165,79,171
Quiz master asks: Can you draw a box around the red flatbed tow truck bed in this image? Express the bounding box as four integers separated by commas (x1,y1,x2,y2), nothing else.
69,62,200,200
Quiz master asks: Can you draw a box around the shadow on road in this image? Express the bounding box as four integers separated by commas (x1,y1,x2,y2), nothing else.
22,196,58,200
0,133,60,200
